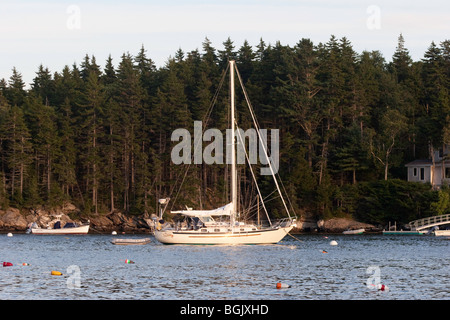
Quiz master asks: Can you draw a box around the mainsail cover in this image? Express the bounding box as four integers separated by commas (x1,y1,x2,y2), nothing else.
171,203,232,217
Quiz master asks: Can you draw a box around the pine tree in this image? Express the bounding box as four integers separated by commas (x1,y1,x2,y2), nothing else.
392,34,413,83
53,97,77,201
6,67,26,107
80,69,105,214
23,93,61,203
275,38,322,169
116,53,146,213
218,37,236,70
420,41,449,159
101,55,121,213
0,105,33,204
237,40,255,84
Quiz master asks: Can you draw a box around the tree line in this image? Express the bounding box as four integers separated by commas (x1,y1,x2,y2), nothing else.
0,35,449,225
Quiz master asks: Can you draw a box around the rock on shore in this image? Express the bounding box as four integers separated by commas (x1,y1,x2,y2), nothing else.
318,218,377,233
89,210,153,233
0,208,28,230
291,217,377,233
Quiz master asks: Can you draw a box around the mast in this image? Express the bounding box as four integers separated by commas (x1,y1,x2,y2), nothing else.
230,60,237,228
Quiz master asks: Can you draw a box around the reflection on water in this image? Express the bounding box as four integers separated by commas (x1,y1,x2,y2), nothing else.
0,234,448,300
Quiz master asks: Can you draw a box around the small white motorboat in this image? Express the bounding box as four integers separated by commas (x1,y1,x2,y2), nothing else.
111,238,151,245
343,228,365,235
28,218,89,235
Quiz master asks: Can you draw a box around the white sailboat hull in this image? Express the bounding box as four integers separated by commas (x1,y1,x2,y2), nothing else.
154,225,294,245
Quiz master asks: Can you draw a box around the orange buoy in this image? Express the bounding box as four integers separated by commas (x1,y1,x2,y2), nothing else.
322,250,328,253
51,270,63,276
3,262,13,267
276,282,291,289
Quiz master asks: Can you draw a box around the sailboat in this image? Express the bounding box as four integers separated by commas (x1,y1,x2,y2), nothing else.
154,60,296,245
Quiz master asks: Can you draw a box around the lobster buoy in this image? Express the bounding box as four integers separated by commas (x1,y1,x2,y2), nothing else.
51,270,63,276
3,262,13,267
22,263,30,266
276,282,291,289
377,284,389,291
125,259,135,264
367,283,389,291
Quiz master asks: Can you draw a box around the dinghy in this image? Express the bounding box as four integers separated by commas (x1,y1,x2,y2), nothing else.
343,228,365,235
111,238,152,245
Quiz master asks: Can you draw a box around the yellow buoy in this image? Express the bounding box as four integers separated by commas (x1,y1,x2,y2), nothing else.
51,270,63,276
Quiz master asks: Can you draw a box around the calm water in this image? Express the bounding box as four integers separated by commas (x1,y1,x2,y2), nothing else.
0,233,448,300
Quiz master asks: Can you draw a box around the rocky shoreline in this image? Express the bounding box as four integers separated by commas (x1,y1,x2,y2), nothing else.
0,205,379,234
0,205,154,234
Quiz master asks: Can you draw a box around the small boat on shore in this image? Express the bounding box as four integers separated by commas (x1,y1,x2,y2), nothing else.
343,228,365,235
111,238,152,245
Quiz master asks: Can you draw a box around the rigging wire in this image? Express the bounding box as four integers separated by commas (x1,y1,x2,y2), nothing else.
235,118,272,226
234,64,295,221
166,64,229,214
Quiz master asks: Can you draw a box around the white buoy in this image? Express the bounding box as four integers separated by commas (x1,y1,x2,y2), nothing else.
330,240,338,246
111,231,117,235
7,233,13,237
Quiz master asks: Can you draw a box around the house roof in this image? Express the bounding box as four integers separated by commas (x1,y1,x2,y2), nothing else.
405,159,450,167
405,159,432,167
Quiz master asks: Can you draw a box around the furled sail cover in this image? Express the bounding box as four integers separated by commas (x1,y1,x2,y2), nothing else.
171,203,232,217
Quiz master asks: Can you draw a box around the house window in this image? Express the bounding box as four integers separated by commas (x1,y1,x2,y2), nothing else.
413,168,417,177
420,168,425,180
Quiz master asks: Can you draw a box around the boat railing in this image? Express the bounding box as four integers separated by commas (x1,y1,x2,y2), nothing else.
269,218,293,228
160,218,293,231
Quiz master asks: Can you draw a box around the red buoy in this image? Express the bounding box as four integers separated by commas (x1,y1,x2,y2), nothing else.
378,284,389,291
3,262,13,267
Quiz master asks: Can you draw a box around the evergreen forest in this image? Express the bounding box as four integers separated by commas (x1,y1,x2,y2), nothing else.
1,35,449,226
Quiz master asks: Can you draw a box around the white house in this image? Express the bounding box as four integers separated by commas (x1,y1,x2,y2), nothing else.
405,146,450,189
